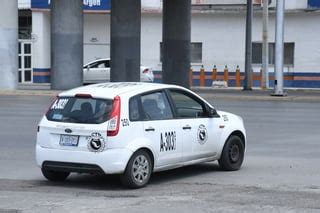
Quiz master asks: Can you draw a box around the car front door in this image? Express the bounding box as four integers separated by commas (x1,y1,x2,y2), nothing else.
137,91,183,168
84,60,109,82
167,89,223,161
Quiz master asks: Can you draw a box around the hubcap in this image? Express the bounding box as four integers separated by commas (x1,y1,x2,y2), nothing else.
132,155,150,183
229,143,240,163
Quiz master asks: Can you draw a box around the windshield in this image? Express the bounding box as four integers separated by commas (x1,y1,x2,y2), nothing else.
46,97,113,124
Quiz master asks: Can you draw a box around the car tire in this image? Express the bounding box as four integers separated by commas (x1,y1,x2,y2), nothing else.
120,150,152,189
41,168,70,182
218,135,244,171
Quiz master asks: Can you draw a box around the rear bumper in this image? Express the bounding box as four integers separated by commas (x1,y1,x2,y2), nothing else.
36,145,133,174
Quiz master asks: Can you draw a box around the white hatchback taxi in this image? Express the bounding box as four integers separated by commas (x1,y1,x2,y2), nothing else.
36,82,246,188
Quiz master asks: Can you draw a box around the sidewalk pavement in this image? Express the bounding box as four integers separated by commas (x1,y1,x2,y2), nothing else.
192,87,320,101
0,86,319,102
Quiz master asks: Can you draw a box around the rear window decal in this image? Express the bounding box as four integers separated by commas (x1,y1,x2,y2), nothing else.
51,98,69,110
52,113,63,120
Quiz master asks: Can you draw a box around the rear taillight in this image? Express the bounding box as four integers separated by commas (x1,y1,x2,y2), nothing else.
107,96,121,137
142,68,150,74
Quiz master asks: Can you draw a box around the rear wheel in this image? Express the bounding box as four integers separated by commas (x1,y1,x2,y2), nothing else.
120,150,152,189
218,135,244,171
41,168,70,182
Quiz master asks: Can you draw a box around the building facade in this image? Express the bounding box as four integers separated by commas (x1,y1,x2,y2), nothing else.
19,0,320,88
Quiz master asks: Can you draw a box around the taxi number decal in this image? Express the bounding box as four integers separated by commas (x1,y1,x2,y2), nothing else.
160,131,176,152
51,99,69,110
121,118,129,127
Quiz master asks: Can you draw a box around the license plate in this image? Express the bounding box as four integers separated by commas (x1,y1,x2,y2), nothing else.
59,135,79,147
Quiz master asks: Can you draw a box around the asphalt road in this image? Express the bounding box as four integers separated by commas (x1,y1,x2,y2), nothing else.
0,94,320,213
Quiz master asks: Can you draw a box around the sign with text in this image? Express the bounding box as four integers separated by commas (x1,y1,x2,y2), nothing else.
31,0,111,11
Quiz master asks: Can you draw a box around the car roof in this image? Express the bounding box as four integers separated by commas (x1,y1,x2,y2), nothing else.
83,58,109,66
58,82,183,99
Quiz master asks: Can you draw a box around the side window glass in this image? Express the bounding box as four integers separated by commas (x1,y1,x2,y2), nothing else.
170,90,205,118
97,61,105,68
141,91,173,120
129,97,141,121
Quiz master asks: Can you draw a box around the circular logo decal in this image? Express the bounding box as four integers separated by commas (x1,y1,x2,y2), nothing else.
87,132,105,152
197,124,208,145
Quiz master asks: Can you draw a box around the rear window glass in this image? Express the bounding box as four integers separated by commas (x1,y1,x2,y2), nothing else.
46,97,113,124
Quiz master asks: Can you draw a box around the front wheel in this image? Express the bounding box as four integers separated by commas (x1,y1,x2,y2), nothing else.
41,168,70,182
218,135,245,171
120,150,152,189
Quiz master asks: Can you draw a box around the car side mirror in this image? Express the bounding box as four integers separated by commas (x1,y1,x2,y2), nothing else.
207,107,219,118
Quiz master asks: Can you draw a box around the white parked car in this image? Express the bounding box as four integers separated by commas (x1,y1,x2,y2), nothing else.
83,58,154,83
36,82,246,188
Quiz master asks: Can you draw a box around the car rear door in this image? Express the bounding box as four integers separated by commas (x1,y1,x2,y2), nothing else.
133,91,183,168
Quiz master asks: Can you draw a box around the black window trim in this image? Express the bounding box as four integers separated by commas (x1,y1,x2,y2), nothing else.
128,88,220,122
165,88,217,119
252,42,295,66
128,89,176,122
128,94,144,122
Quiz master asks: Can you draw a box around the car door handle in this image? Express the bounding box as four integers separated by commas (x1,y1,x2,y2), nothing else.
145,127,155,132
182,125,192,130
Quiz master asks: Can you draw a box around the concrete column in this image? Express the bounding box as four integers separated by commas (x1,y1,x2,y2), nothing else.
262,0,269,89
0,0,18,89
110,0,141,82
243,0,253,90
273,0,285,96
162,0,191,88
51,0,83,90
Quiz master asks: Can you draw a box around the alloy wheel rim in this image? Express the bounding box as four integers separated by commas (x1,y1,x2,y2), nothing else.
132,155,150,183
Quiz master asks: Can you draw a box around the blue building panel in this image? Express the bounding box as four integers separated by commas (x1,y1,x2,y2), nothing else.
31,0,111,11
31,0,48,9
308,0,320,8
33,68,50,83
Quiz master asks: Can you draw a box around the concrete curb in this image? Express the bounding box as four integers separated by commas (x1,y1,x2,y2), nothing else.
0,89,60,97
